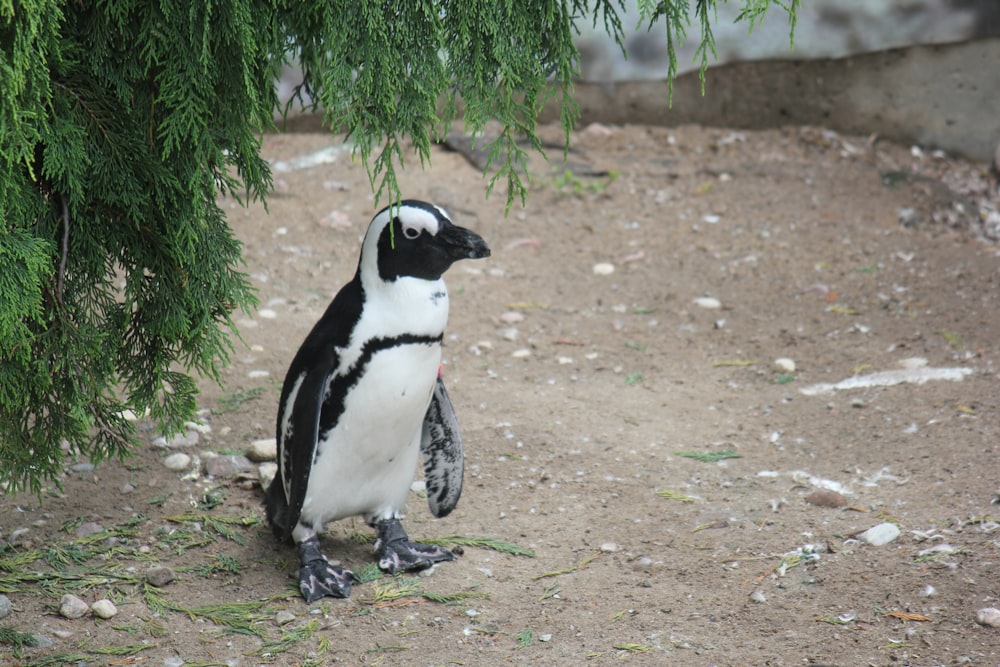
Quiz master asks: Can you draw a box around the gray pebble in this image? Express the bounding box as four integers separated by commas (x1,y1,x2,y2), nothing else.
0,594,11,619
204,454,253,478
275,610,297,626
151,430,200,449
70,462,94,473
146,566,176,587
897,206,919,227
632,557,653,572
30,634,53,649
74,522,104,538
59,594,90,619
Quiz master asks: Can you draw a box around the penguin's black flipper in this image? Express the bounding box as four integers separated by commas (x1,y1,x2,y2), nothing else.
420,374,465,518
271,343,341,543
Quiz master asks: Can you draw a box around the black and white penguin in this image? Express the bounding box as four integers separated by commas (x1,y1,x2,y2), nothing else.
265,200,490,602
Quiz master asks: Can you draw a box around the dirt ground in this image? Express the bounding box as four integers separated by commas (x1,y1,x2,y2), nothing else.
3,123,1000,666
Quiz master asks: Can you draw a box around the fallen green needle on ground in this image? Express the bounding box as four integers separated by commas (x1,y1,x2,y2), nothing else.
675,448,741,462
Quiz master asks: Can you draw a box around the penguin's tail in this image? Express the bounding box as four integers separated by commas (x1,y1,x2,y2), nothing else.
263,470,295,544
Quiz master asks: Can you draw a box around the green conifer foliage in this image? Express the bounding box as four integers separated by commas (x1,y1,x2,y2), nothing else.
0,1,796,494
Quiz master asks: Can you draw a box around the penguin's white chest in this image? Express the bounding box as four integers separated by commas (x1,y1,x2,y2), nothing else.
299,341,442,527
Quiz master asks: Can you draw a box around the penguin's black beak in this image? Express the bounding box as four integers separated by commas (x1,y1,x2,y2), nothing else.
439,224,491,261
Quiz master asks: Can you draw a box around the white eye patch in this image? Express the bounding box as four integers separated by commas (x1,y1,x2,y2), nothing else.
398,204,447,240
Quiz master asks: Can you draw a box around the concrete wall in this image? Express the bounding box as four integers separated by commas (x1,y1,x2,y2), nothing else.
544,39,1000,162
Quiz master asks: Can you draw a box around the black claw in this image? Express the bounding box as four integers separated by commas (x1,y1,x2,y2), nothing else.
373,518,457,575
297,535,358,602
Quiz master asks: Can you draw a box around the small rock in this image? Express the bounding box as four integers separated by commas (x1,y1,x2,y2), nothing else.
498,327,519,342
898,357,928,369
203,454,253,478
70,462,95,473
184,420,212,435
258,462,278,491
91,599,118,619
152,430,200,449
632,557,653,572
511,348,531,359
163,452,192,471
146,566,176,587
499,311,525,324
976,608,1000,628
858,522,900,546
805,489,847,508
773,358,796,373
897,206,919,227
600,542,619,553
120,483,135,495
275,610,297,626
592,262,615,275
30,635,53,649
59,594,90,619
246,438,278,462
693,296,721,309
749,589,767,603
539,633,552,642
74,522,104,538
0,594,11,620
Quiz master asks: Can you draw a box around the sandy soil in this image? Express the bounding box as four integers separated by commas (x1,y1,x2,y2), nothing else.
2,123,1000,666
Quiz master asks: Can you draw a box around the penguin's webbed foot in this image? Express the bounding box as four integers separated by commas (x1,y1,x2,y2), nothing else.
374,518,457,575
297,535,358,602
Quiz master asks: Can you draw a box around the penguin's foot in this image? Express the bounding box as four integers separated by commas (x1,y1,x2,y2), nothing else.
373,518,457,575
297,535,358,602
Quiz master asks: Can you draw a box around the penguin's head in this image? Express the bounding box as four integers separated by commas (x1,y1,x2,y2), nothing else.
363,200,491,283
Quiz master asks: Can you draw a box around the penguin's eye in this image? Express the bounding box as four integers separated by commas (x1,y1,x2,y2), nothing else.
402,226,421,240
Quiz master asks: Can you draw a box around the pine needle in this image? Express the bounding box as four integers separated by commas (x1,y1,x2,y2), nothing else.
0,626,39,658
656,489,695,502
675,448,741,462
424,535,535,557
614,643,652,652
365,577,488,607
88,643,155,655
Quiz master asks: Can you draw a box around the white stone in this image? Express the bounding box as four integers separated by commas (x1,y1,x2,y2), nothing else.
511,349,531,359
91,599,118,619
693,297,721,309
858,522,900,546
183,420,212,434
163,453,192,472
600,542,619,552
246,438,278,462
976,608,1000,628
592,262,615,275
774,358,796,373
151,430,200,449
258,462,278,490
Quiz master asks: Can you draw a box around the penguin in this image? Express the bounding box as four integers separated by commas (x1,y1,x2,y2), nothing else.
265,200,490,602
